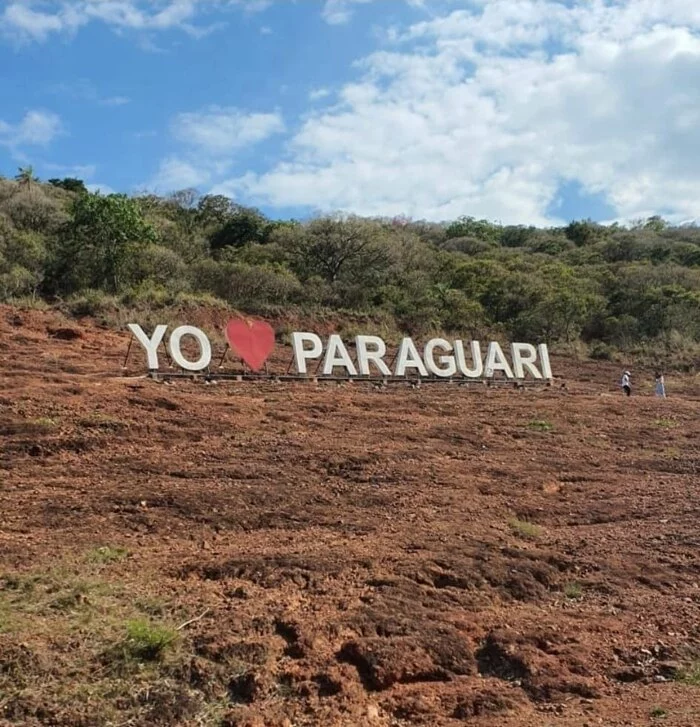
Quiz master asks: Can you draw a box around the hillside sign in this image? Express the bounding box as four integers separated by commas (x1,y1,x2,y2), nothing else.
126,319,553,381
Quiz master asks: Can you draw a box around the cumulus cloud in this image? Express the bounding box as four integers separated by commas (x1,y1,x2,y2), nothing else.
147,107,284,192
218,0,700,224
1,0,419,44
1,2,86,42
171,106,285,155
1,0,237,43
321,0,374,25
0,0,390,43
0,110,63,150
148,156,212,192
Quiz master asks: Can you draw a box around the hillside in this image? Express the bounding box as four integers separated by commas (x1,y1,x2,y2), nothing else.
1,174,700,369
1,305,699,726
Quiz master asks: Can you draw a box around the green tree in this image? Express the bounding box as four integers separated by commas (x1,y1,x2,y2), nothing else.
565,219,607,247
275,215,391,285
48,177,88,195
196,194,235,227
50,193,156,294
501,225,538,248
0,217,47,300
445,216,502,244
209,206,269,250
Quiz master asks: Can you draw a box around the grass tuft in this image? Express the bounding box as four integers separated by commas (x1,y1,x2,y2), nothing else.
31,417,58,429
507,517,542,539
563,582,583,600
654,419,677,429
527,419,553,432
78,413,129,430
122,619,178,661
87,546,128,565
676,660,700,686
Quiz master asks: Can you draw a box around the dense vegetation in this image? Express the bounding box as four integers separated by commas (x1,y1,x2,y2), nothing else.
1,167,699,365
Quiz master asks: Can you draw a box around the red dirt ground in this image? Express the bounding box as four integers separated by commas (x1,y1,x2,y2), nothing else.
1,305,699,727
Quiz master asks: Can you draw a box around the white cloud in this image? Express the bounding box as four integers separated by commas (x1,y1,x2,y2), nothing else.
1,0,419,43
86,182,116,194
171,106,285,154
217,1,700,224
44,162,97,178
1,0,218,43
0,110,63,150
149,156,212,192
147,106,284,192
0,0,276,43
321,0,373,25
82,0,198,30
309,87,332,101
100,95,131,106
321,0,429,25
49,79,130,106
1,2,86,42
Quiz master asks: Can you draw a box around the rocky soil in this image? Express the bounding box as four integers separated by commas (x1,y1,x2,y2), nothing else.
1,305,699,726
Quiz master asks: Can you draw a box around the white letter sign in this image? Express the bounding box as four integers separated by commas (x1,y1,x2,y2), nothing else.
484,342,514,378
168,325,212,371
538,343,553,379
128,321,555,381
127,323,168,370
424,338,456,377
355,335,391,376
323,334,357,376
292,332,323,375
454,340,483,378
510,343,542,379
395,337,428,377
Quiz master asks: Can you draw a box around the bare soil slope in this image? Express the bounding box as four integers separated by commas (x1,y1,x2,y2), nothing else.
1,306,699,727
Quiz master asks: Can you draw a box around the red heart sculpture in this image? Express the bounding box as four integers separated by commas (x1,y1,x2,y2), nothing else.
225,318,275,372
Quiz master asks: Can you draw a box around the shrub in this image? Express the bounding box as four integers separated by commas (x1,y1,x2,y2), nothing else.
589,342,614,360
191,260,302,309
128,244,190,290
65,290,118,317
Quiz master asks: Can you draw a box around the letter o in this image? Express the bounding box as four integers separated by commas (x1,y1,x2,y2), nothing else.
168,325,212,371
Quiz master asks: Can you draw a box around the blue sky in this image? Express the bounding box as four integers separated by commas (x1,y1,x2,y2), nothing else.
1,0,699,225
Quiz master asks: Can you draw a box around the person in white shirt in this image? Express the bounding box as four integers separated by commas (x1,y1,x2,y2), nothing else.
655,372,666,398
621,370,631,396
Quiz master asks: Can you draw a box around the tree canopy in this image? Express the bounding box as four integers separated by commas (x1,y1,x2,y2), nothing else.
0,171,698,365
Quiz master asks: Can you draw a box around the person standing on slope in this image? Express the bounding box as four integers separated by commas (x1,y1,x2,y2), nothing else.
621,370,632,397
655,372,666,398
